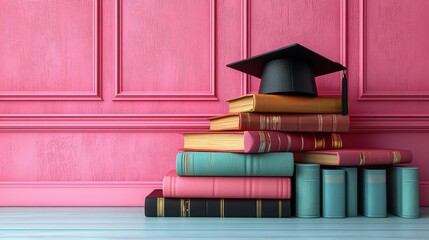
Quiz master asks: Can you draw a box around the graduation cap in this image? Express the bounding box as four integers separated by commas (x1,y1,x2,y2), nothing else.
227,43,348,115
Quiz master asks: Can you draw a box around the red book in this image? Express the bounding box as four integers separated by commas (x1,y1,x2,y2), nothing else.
163,170,291,199
209,113,349,132
294,149,413,166
182,131,343,153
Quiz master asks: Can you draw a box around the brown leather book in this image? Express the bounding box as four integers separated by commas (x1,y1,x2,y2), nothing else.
210,113,349,132
228,94,342,113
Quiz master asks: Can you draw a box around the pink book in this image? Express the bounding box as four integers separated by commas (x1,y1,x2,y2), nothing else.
163,170,291,199
294,149,413,166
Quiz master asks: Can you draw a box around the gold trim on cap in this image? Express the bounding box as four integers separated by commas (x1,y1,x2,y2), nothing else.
157,198,165,217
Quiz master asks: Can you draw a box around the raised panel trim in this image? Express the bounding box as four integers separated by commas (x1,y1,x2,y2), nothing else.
0,0,102,101
350,114,429,132
114,0,218,101
0,182,162,206
359,0,429,101
241,0,347,96
0,114,214,132
3,114,429,132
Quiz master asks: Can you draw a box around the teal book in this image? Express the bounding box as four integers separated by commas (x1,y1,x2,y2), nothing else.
176,152,294,176
341,167,358,217
295,163,320,218
322,169,346,218
388,167,419,218
359,169,387,218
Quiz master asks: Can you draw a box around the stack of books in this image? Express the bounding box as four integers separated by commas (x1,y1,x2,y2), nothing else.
145,94,419,219
144,43,419,218
145,93,349,218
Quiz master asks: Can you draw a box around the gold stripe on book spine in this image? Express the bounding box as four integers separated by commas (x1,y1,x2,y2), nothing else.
300,134,305,151
318,114,323,132
360,152,366,166
314,135,324,150
331,134,343,149
220,199,225,217
260,115,265,130
180,199,184,217
272,116,281,131
278,200,282,218
392,151,401,164
157,198,165,217
258,131,266,153
266,132,272,152
256,200,262,218
183,153,191,175
180,199,191,217
246,113,251,129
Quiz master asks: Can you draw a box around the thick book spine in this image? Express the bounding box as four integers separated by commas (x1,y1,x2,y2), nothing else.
176,152,294,177
295,163,320,218
238,113,349,132
295,149,413,166
244,131,342,153
342,167,358,217
322,169,346,218
252,94,342,113
388,167,419,218
163,171,291,199
359,169,387,218
145,190,291,218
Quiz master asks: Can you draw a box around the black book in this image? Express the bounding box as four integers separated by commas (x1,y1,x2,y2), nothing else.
145,189,291,218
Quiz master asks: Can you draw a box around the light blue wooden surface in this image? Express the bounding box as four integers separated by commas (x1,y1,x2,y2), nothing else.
0,207,428,239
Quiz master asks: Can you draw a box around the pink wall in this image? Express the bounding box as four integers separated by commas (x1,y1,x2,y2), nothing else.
0,0,428,206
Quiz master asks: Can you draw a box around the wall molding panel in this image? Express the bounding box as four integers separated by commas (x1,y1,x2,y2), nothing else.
241,0,347,96
0,0,102,101
114,0,217,101
358,0,429,101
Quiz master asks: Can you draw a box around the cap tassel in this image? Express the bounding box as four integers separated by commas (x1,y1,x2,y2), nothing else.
341,71,348,115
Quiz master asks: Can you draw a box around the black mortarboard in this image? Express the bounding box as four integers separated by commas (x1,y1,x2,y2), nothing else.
227,43,348,114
